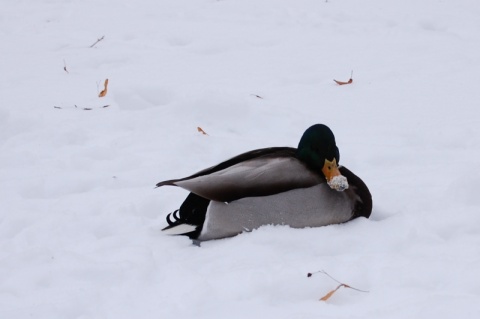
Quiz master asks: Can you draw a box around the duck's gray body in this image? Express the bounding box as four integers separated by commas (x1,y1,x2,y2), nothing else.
198,183,355,241
157,145,372,241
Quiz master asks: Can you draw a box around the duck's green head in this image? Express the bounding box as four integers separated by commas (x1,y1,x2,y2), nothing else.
296,124,348,191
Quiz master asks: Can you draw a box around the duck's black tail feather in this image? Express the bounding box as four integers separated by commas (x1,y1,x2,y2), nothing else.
166,209,181,226
162,193,210,239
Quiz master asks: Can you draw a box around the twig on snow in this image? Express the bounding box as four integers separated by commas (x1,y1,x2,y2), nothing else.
53,104,110,111
307,269,368,301
63,59,69,73
89,35,105,48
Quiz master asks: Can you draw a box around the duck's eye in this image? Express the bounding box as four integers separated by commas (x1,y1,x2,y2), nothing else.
328,166,331,170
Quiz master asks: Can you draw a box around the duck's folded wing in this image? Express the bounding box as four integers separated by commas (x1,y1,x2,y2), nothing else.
167,147,297,181
157,156,323,202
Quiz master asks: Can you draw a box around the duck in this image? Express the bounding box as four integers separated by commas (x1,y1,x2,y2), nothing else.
156,124,372,241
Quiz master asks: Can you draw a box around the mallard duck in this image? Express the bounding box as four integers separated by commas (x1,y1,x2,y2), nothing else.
156,124,372,241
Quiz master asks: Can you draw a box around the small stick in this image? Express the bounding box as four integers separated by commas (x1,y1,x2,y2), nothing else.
307,269,368,301
307,270,368,292
251,94,263,99
89,35,105,48
54,104,110,111
63,59,69,73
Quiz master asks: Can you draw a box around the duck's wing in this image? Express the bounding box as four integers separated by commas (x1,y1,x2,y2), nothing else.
156,147,324,202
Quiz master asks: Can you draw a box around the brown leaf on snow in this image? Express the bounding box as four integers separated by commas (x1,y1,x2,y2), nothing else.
333,78,353,85
197,127,208,135
334,71,354,85
320,284,350,301
99,79,109,97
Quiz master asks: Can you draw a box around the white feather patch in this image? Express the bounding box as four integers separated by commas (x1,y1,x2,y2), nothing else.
162,224,197,235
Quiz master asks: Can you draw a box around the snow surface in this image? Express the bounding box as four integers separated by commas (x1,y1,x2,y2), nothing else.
1,0,480,318
327,174,348,191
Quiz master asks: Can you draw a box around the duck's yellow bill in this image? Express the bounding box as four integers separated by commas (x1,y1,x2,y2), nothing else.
322,158,341,181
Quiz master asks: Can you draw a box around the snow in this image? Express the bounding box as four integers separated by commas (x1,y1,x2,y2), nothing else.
327,174,349,191
1,0,480,318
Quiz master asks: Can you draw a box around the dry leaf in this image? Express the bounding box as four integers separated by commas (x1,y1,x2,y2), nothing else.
334,71,354,85
197,127,208,135
320,284,349,301
99,79,109,97
333,78,353,85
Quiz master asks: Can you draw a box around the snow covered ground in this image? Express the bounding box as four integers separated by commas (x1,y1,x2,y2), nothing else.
1,0,480,318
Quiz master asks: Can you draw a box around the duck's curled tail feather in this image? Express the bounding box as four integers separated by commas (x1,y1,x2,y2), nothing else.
161,193,210,239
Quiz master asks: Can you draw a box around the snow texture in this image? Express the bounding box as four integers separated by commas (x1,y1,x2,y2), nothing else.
327,175,349,191
1,0,480,318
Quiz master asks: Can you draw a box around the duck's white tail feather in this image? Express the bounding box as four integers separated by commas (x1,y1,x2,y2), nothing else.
162,223,197,235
